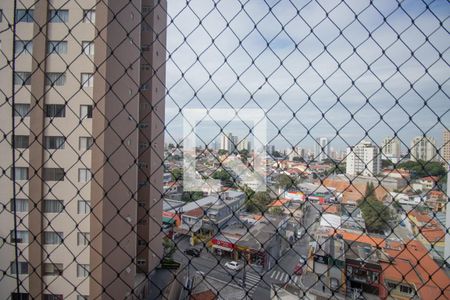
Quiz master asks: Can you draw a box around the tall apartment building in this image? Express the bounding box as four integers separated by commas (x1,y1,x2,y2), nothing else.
381,137,401,163
237,138,251,152
0,1,166,299
346,141,381,177
442,129,450,162
410,136,437,162
220,132,238,153
314,137,329,162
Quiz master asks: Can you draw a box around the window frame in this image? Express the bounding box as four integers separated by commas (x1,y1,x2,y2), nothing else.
45,104,66,118
43,168,65,181
44,136,65,150
80,105,93,119
13,135,29,149
79,137,93,151
15,9,34,23
47,40,68,55
48,9,69,23
14,72,31,85
43,231,64,245
43,199,64,213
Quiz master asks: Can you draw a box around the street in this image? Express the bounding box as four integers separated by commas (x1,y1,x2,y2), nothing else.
166,201,321,299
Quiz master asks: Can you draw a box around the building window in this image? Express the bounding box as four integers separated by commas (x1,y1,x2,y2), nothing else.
14,135,29,149
136,259,146,266
11,293,30,300
140,83,150,91
83,10,96,23
44,136,65,150
49,9,69,23
80,105,93,119
43,200,64,213
43,232,63,245
14,72,31,85
10,230,29,243
78,168,91,182
141,44,150,52
43,168,65,181
79,137,93,151
14,104,30,117
81,73,94,88
77,232,90,246
43,263,63,276
399,285,413,295
15,9,34,23
82,41,94,56
45,104,65,118
47,41,68,55
15,40,32,55
142,22,151,32
77,296,88,300
43,295,63,300
10,262,28,275
0,9,2,22
10,199,28,212
45,73,66,86
77,264,90,277
12,167,28,180
77,200,90,214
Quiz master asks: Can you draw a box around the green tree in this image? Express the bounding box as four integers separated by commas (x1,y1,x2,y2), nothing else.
171,168,183,181
277,174,298,191
359,183,393,233
245,191,271,213
218,149,228,156
397,160,445,179
212,169,232,182
270,207,284,215
292,156,305,163
182,191,204,202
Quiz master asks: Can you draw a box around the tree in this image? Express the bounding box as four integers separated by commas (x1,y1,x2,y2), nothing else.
277,174,298,191
171,168,183,181
245,191,271,213
218,149,228,156
397,160,445,179
381,159,393,169
182,191,204,202
359,183,393,233
270,207,284,215
292,156,305,163
212,169,232,181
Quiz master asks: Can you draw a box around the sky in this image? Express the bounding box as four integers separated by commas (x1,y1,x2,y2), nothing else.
164,0,449,152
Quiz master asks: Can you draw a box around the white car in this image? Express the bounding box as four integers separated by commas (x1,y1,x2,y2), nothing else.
298,256,306,265
225,261,243,271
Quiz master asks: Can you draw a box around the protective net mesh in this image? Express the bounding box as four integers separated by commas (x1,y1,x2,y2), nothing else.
0,0,449,299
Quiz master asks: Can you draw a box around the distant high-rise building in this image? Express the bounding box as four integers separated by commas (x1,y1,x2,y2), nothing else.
381,137,401,163
346,141,381,177
410,136,437,161
237,138,251,152
220,132,238,153
442,129,450,162
314,137,329,162
0,1,167,299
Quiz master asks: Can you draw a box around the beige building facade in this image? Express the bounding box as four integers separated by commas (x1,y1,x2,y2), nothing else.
0,1,166,299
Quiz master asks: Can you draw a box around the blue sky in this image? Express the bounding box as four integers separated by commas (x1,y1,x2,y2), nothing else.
164,0,449,152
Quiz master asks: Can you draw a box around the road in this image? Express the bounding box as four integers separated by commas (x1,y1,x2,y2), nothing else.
169,200,321,299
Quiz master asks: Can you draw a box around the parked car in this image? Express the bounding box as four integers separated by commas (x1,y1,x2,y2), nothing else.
184,248,200,257
225,261,243,271
298,256,306,265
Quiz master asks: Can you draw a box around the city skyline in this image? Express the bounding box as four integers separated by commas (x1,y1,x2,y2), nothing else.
164,0,449,150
